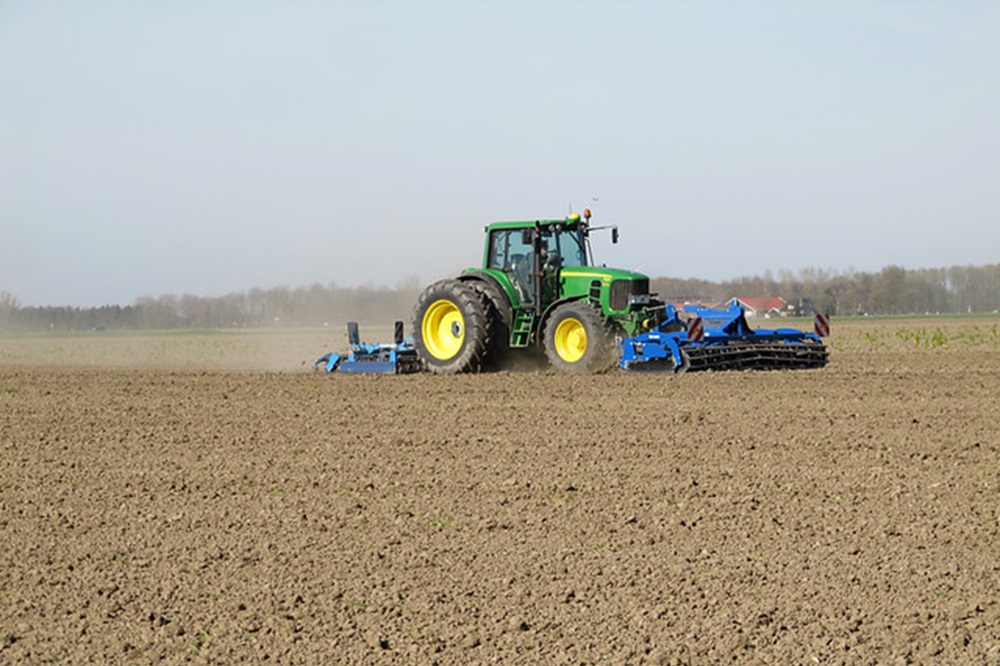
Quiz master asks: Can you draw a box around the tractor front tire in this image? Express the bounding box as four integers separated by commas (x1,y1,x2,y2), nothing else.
543,301,617,373
413,279,493,374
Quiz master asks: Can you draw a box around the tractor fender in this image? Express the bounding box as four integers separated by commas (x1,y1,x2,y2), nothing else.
459,273,514,308
458,274,514,328
458,273,510,305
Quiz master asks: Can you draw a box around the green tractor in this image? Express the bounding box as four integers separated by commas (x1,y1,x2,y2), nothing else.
413,210,657,373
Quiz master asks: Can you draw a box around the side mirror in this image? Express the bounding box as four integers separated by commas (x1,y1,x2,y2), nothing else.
611,227,619,244
521,228,533,245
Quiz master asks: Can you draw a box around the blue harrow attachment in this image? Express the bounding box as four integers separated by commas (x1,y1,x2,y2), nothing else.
315,321,422,374
619,302,829,373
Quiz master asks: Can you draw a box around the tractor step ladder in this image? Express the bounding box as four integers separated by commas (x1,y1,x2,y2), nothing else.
511,310,535,347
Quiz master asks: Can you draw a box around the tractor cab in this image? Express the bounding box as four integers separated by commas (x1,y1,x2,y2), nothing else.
482,211,598,309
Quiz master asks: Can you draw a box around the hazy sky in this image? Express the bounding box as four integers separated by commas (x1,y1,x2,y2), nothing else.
2,1,998,307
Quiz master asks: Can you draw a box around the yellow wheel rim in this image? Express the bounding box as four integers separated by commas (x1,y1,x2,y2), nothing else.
554,317,587,363
422,299,465,360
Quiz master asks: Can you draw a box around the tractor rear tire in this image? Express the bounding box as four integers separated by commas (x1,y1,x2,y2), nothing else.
467,279,513,371
413,279,493,374
543,300,617,373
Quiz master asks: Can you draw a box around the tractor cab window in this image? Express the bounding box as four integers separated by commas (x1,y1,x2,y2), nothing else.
488,230,532,272
539,227,588,271
537,227,585,306
488,229,536,304
542,227,587,268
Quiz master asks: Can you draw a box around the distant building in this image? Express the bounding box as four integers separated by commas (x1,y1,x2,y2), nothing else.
665,299,718,310
721,297,788,318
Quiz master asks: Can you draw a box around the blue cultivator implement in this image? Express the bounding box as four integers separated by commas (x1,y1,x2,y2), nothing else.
315,321,422,374
619,302,829,373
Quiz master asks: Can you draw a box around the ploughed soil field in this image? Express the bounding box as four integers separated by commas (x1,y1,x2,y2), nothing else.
2,317,999,664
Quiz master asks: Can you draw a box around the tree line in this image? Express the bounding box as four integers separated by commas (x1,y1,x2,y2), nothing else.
651,264,1000,317
2,264,999,333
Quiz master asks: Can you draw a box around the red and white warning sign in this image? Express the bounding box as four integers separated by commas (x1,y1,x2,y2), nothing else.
814,313,830,338
688,316,704,342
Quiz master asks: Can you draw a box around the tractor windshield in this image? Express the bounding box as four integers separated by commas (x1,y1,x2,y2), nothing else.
540,226,588,268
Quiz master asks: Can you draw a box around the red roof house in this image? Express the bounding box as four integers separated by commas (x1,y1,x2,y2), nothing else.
723,297,788,318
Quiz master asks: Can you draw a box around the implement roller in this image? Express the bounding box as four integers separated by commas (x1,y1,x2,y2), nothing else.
619,302,829,373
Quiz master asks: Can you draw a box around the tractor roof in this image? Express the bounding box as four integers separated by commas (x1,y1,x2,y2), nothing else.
485,214,585,233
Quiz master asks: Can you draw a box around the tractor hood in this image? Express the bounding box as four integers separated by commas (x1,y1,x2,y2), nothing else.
557,266,651,316
558,266,649,284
